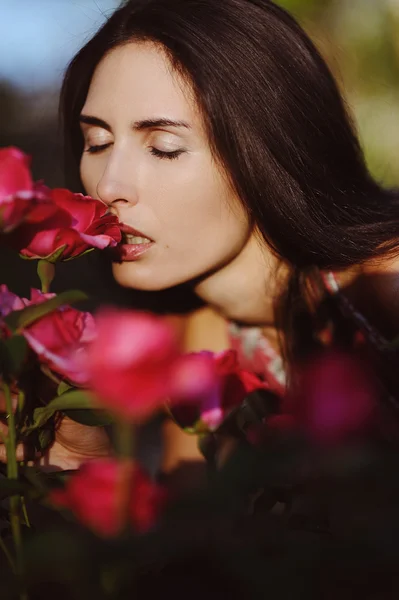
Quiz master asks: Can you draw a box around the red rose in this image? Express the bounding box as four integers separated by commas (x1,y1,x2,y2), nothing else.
0,147,56,233
50,459,168,537
18,289,96,385
171,349,269,432
85,309,217,421
17,188,121,262
199,350,269,430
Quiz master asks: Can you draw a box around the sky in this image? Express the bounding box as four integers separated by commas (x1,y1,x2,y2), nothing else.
0,0,119,91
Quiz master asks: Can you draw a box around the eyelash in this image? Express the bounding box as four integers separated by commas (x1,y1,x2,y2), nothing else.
84,143,184,160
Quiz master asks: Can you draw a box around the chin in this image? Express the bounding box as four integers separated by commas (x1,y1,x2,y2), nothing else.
111,261,183,292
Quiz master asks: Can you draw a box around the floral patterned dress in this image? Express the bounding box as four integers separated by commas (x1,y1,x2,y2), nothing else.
222,269,399,444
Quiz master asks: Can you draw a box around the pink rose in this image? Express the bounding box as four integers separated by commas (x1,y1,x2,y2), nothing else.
0,284,29,319
20,290,96,384
0,286,93,383
0,284,29,339
171,350,269,432
50,459,168,537
283,350,377,444
85,310,217,421
0,147,56,233
17,188,122,261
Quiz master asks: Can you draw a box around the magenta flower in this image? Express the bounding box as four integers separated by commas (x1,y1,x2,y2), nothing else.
0,147,56,233
16,188,122,262
50,459,168,537
170,349,269,432
284,350,377,444
21,290,96,385
0,286,95,384
85,309,217,421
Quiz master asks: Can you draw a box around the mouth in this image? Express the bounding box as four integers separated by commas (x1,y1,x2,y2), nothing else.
114,223,154,261
119,223,154,244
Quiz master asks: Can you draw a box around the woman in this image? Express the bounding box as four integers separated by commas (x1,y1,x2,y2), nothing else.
1,0,399,471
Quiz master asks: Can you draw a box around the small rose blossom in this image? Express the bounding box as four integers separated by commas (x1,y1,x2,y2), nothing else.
85,310,217,421
21,290,96,385
171,349,269,432
0,286,92,382
0,147,56,233
50,459,168,537
17,188,121,262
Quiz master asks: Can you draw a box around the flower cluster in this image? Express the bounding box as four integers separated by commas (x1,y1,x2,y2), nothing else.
1,147,121,260
0,145,389,598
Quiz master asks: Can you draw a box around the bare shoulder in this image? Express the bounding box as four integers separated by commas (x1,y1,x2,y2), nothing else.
180,306,230,353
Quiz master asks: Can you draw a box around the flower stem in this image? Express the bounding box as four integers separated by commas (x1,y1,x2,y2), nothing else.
3,383,26,590
0,533,16,573
17,390,25,415
115,420,135,459
37,259,55,293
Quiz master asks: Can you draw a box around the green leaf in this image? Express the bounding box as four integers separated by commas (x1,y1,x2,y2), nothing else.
45,244,68,264
19,244,67,264
57,380,73,396
25,389,96,432
0,478,30,500
4,335,28,374
4,290,88,333
0,335,28,378
64,247,94,262
63,408,114,427
37,428,53,451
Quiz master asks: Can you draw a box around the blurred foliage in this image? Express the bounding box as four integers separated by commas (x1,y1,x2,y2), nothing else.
277,0,399,186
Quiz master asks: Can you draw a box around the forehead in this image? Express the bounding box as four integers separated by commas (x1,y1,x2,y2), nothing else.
83,42,200,125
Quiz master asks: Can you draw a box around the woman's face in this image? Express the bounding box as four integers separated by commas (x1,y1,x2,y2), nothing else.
80,42,251,291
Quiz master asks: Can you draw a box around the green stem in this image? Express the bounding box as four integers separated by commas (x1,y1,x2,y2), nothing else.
17,391,25,415
20,496,31,528
0,535,16,573
115,420,135,459
37,259,55,293
3,383,25,589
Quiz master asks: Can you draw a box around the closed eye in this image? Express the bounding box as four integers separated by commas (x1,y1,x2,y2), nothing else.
84,143,112,154
150,147,184,160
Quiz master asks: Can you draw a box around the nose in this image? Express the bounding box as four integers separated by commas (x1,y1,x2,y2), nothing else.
95,150,138,208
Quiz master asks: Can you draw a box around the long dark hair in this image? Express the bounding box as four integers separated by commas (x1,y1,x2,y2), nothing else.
60,0,399,363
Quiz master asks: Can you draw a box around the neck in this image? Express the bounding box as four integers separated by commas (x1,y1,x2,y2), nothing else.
194,233,289,327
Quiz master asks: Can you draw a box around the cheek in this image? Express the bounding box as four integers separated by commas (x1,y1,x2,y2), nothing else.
80,158,98,197
155,168,249,257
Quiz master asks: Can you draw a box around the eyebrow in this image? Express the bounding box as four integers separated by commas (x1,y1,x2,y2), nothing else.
79,115,191,131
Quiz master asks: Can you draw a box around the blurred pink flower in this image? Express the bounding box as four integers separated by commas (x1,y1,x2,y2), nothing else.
50,459,168,537
170,349,269,432
284,350,377,444
85,310,217,421
16,188,122,262
0,147,56,233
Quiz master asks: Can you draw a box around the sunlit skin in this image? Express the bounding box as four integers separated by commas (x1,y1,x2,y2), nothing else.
78,41,399,480
2,41,398,476
80,41,284,327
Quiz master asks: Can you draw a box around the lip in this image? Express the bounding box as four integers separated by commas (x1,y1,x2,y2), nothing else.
112,223,154,262
114,241,153,262
120,223,153,241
